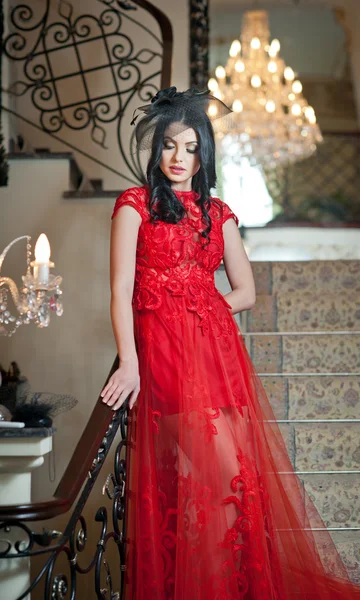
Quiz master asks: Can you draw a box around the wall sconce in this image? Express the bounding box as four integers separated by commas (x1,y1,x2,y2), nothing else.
0,234,63,337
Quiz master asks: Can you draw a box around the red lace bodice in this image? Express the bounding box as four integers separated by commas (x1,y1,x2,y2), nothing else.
112,186,239,330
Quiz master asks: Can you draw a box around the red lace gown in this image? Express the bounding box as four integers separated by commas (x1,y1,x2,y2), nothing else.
111,186,360,600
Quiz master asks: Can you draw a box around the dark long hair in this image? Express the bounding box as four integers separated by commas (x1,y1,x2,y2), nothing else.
144,106,218,244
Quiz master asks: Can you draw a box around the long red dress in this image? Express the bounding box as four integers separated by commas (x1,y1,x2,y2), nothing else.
112,186,360,600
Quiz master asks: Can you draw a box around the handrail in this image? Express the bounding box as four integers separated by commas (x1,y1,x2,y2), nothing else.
0,356,122,522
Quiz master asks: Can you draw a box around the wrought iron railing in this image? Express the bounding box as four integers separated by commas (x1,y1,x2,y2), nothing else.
0,356,131,600
1,0,173,187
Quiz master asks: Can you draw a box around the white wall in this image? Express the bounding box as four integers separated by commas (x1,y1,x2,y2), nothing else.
0,158,115,500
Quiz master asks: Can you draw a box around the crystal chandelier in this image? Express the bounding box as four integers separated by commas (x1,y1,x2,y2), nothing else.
208,10,323,167
0,234,63,337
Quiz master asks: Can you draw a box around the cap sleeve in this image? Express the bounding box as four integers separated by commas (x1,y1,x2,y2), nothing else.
111,187,148,221
221,201,239,227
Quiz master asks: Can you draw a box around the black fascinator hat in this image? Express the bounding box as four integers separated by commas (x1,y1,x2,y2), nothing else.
131,86,232,152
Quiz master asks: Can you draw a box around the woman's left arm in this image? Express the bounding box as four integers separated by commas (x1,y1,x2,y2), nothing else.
222,219,256,315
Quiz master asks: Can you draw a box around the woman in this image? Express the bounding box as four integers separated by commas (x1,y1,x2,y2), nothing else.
101,87,360,599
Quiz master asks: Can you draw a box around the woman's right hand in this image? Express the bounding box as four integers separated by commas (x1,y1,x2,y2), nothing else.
100,356,140,411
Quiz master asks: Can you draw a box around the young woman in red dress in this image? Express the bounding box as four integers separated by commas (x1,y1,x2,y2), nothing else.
101,87,360,600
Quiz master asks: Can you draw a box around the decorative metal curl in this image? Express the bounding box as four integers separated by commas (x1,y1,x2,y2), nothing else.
0,403,130,599
2,0,172,187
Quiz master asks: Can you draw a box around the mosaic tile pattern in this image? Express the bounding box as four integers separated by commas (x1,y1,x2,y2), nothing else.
250,334,360,374
294,423,360,472
282,334,360,374
315,530,360,583
245,260,360,576
260,377,288,419
249,335,283,373
333,534,360,584
271,261,360,294
246,292,360,333
244,295,277,333
260,375,360,420
278,423,295,466
303,474,360,529
250,262,272,295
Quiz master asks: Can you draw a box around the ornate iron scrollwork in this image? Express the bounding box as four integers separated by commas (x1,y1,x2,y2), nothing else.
2,0,172,186
0,405,129,599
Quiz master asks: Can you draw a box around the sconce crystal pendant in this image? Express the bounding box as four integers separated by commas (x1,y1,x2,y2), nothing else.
0,234,63,337
210,10,323,167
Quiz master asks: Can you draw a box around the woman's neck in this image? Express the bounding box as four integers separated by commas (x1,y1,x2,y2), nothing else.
171,179,193,192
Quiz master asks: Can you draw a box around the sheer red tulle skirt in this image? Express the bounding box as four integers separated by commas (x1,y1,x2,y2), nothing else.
123,293,360,600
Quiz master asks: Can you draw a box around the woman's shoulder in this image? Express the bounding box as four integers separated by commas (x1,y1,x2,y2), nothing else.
210,195,239,227
111,186,150,220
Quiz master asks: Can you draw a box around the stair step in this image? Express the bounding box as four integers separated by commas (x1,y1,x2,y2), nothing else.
295,422,360,472
246,333,360,374
328,531,360,583
277,422,360,472
8,151,83,190
251,261,360,294
244,292,360,333
303,472,360,529
260,375,360,420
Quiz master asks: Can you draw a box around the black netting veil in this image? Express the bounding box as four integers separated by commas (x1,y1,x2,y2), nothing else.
131,87,233,153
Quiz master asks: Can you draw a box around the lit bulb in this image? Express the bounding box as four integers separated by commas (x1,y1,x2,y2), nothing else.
284,67,295,81
288,93,295,101
232,99,243,113
35,234,51,263
235,60,245,73
265,100,276,113
291,104,302,116
269,39,280,57
251,37,261,50
308,114,317,124
251,74,262,88
33,233,52,286
215,65,226,79
208,103,218,117
208,78,218,92
305,106,315,119
268,61,277,73
229,40,241,57
292,80,303,94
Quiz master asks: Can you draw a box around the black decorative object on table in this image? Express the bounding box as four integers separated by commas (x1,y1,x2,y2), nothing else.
0,361,77,427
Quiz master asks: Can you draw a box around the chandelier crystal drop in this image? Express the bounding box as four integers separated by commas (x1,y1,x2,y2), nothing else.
0,235,63,337
209,10,323,167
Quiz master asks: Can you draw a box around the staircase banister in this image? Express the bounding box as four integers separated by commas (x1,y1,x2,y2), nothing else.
0,356,122,522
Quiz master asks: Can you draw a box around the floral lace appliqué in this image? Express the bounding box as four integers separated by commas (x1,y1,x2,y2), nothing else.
112,187,238,336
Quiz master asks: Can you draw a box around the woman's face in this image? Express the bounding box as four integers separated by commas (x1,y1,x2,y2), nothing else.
159,123,200,190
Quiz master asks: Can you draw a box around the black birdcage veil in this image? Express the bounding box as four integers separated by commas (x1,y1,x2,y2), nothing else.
131,87,233,154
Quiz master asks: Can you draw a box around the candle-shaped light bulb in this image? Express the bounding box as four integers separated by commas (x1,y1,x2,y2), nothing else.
31,233,54,288
35,234,51,263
